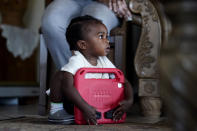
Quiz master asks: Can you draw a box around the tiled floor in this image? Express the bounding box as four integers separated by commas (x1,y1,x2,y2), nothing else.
0,98,172,131
0,104,38,120
0,97,39,121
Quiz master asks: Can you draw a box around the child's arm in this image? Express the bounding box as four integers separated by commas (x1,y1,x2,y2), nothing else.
61,71,98,125
113,78,133,121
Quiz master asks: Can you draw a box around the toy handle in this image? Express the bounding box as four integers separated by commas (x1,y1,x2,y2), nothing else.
76,68,124,83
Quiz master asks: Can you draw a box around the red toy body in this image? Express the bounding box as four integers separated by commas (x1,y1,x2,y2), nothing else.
74,68,126,124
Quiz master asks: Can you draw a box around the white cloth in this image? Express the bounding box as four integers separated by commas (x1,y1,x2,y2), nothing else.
0,24,39,60
61,51,116,79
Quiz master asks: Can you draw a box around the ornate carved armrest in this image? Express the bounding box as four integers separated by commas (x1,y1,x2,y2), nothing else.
129,0,163,119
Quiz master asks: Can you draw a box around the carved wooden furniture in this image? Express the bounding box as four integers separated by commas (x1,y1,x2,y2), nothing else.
129,0,164,118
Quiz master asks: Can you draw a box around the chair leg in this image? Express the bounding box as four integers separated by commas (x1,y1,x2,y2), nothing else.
114,35,124,71
139,79,162,118
110,35,124,71
38,34,48,116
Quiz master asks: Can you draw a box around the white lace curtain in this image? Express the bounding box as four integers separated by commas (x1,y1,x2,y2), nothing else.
0,0,45,60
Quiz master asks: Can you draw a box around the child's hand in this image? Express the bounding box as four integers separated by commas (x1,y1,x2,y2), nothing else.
83,105,98,125
113,100,132,121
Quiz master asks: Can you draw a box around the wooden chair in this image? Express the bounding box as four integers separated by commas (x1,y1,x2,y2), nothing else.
129,0,168,118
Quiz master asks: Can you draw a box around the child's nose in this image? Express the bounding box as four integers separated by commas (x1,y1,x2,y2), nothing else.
105,40,110,47
105,38,109,44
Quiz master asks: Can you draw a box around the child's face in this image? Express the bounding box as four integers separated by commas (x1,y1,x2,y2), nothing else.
84,23,110,57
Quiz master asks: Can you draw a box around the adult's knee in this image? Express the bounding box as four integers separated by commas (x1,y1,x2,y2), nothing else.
41,14,62,34
81,1,119,31
41,0,81,34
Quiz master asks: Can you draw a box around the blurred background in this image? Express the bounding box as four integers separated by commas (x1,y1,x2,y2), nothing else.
0,0,197,130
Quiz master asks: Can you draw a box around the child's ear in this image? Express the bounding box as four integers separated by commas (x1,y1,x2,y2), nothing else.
77,40,87,50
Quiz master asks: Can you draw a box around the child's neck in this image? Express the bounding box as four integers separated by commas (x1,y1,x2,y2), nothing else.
81,52,98,66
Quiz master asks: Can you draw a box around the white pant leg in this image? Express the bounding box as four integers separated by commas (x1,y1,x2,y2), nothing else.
81,1,119,32
42,0,90,69
42,0,118,69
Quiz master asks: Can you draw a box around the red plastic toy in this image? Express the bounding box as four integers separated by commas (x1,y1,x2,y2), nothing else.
74,68,126,124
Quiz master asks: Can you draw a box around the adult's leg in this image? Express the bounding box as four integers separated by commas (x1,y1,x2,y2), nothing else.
42,0,90,69
81,1,119,33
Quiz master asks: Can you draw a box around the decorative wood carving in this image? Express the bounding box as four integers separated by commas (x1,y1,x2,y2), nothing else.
139,79,160,97
129,0,163,119
140,97,162,118
129,0,161,78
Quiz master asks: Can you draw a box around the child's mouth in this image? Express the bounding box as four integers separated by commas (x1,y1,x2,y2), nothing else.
106,47,110,53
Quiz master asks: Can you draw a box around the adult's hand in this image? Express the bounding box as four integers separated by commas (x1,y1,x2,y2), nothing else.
113,0,132,20
96,0,119,13
97,0,132,21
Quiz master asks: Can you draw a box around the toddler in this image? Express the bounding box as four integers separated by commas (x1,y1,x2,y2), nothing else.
48,15,133,125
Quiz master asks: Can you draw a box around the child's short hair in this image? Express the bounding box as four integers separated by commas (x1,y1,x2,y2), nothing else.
66,15,103,50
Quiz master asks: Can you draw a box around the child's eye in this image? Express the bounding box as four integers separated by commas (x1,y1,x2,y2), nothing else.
99,35,104,39
99,34,109,40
